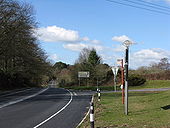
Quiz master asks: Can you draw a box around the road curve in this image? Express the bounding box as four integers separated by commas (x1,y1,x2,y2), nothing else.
0,88,92,128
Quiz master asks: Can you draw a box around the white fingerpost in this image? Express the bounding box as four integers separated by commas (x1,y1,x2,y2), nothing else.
111,66,119,92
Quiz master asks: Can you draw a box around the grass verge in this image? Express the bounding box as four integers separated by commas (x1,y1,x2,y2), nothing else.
79,90,170,128
130,80,170,89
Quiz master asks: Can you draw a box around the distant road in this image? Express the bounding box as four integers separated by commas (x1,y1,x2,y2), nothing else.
0,87,92,128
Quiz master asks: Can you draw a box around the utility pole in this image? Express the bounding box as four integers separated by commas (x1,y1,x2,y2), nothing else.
124,46,129,115
123,40,131,115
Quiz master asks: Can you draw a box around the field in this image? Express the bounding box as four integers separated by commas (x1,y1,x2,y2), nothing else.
79,90,170,128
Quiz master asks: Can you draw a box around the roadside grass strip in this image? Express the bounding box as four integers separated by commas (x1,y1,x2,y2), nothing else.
80,90,170,128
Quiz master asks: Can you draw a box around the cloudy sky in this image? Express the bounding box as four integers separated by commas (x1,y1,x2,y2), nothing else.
20,0,170,69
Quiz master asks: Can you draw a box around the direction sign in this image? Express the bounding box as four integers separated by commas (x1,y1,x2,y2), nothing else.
111,66,119,76
78,71,90,78
117,59,123,65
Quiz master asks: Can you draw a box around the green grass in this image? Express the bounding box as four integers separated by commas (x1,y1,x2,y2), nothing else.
80,90,170,128
63,80,170,91
129,80,170,90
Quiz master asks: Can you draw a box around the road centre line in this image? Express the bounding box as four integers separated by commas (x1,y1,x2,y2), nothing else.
0,88,48,109
33,89,73,128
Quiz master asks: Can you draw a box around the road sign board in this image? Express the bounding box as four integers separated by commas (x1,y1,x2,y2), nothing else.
117,59,123,65
111,66,119,76
78,71,90,78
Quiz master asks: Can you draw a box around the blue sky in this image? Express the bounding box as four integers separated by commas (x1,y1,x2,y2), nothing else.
20,0,170,68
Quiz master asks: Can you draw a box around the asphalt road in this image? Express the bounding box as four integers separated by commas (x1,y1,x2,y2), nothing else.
0,87,92,128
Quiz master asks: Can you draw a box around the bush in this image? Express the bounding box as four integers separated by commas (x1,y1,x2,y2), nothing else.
0,71,34,90
128,74,146,86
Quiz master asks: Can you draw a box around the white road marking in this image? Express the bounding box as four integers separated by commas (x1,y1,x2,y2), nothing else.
73,92,77,96
33,89,73,128
76,95,94,128
0,88,33,97
0,88,48,109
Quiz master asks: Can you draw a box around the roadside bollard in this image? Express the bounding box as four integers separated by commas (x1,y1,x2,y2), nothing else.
90,102,94,128
98,89,101,101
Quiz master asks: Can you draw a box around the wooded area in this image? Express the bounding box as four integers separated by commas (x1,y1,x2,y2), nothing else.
0,0,51,89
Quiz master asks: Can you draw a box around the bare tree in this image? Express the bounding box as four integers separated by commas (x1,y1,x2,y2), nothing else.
75,48,91,64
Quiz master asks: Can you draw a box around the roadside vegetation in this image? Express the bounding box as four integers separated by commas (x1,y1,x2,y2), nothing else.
1,0,170,91
80,90,170,128
0,0,52,90
53,48,170,90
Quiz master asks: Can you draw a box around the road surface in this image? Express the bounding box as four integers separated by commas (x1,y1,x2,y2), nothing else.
0,87,92,128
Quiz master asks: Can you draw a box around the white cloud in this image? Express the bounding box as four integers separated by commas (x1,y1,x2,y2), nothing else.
113,45,126,52
35,26,87,43
49,54,58,62
101,54,114,61
82,37,90,41
112,35,131,43
63,43,88,52
130,48,170,68
165,0,170,3
63,43,104,52
92,44,104,51
90,40,101,44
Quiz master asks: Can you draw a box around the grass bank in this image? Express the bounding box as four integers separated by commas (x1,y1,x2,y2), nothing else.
80,90,170,128
129,80,170,90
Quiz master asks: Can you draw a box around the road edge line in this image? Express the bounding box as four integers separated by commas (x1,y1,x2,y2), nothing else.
76,94,94,128
0,88,48,109
33,89,73,128
0,88,33,97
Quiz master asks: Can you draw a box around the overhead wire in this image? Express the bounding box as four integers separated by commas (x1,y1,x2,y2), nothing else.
138,0,170,10
121,0,170,12
105,0,170,15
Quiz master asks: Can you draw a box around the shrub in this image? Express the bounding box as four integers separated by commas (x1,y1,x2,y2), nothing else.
128,74,146,86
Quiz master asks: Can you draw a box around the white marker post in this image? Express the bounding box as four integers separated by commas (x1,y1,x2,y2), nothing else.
90,102,94,128
111,66,119,92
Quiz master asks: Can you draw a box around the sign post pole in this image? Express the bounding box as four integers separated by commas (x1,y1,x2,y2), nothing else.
117,59,125,104
111,66,119,92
